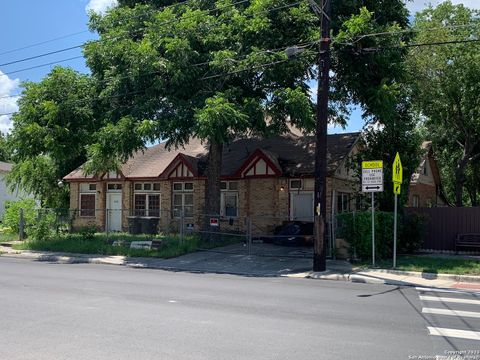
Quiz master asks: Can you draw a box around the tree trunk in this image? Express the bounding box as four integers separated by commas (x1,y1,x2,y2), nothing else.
204,140,223,233
454,158,468,207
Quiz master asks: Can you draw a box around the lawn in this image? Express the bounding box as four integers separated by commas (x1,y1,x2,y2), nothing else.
361,255,480,276
11,232,243,258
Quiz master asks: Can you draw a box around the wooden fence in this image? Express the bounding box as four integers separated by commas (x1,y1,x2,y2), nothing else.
405,207,480,251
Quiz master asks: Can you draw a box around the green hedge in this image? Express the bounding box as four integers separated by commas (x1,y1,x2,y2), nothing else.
336,211,425,260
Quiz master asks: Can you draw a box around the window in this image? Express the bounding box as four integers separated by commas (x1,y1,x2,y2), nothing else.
220,181,239,217
290,179,302,190
221,193,238,217
80,183,96,192
134,183,161,217
337,193,351,213
134,182,160,191
80,194,95,217
412,195,420,207
172,182,194,217
423,162,428,176
134,194,160,217
79,183,96,217
107,183,122,191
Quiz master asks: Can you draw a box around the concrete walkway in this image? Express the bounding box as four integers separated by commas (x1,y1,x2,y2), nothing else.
1,243,479,291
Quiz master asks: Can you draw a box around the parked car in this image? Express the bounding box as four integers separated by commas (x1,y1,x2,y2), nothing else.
273,222,313,246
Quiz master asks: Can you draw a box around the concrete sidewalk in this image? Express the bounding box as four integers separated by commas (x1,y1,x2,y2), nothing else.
1,244,479,291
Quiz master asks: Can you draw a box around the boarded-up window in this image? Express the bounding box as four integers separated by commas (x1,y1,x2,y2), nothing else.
80,194,95,217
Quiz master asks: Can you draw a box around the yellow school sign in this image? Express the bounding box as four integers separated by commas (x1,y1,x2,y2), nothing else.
392,152,403,194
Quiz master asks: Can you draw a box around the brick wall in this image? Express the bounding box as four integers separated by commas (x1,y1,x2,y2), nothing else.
407,183,439,207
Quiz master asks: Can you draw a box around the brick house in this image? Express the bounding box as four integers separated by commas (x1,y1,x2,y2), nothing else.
64,131,361,233
406,141,449,207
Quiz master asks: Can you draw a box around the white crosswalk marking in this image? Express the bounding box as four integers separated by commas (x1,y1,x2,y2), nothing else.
422,307,480,319
427,327,480,341
419,295,480,305
417,287,480,342
416,287,480,296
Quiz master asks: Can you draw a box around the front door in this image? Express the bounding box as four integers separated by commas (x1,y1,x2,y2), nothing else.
291,192,314,222
106,192,122,232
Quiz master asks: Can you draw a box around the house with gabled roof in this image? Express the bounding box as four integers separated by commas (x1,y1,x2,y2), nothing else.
406,141,449,207
64,131,361,233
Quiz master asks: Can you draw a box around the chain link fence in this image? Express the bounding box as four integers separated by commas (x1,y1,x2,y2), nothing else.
17,208,335,259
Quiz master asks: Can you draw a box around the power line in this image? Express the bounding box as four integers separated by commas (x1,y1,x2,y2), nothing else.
0,45,83,68
341,23,480,44
0,39,318,100
0,0,301,74
0,30,89,57
361,38,480,52
0,56,84,78
0,45,314,116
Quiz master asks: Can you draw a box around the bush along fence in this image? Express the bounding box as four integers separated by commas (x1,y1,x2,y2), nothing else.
5,201,318,258
336,211,426,261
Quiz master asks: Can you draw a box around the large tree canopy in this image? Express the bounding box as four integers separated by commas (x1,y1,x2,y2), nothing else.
83,0,411,216
408,1,480,206
7,67,98,208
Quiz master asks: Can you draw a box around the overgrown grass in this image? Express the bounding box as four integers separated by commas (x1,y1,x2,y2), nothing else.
0,232,18,243
360,255,480,276
12,232,242,258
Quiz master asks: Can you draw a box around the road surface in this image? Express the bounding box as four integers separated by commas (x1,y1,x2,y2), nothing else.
0,257,478,359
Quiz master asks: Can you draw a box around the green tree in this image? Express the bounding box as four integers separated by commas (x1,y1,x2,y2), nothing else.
0,132,12,162
7,67,98,208
83,0,411,217
408,1,480,206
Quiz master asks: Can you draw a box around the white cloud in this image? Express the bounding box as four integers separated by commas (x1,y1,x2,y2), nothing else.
0,71,20,134
406,0,480,14
85,0,118,14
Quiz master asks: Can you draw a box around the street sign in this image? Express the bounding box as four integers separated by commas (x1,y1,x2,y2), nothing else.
391,153,403,269
362,160,383,267
392,152,403,184
362,160,383,193
393,182,401,195
210,218,219,227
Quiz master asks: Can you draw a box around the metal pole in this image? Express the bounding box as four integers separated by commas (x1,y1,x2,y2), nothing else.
180,211,185,245
247,217,252,256
19,208,25,241
371,192,375,267
393,193,398,268
313,0,331,272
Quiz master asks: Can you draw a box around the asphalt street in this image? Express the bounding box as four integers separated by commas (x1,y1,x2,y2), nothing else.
0,257,478,360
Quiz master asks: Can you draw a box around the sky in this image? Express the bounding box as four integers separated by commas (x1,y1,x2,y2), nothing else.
0,0,478,135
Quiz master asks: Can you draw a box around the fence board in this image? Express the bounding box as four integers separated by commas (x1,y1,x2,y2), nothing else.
405,207,480,251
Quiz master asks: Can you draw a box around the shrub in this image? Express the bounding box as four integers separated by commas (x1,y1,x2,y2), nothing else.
26,210,56,241
399,213,426,254
337,211,398,260
337,211,426,261
3,198,37,234
76,225,98,241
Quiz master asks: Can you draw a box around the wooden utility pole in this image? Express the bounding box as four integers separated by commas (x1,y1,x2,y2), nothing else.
312,0,331,272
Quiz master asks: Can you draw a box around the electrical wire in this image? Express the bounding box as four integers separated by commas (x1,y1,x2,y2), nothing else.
0,46,83,68
0,45,314,116
0,56,84,78
0,30,89,57
0,0,304,74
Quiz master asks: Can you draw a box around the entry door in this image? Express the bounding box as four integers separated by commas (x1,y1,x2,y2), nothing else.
291,192,314,222
106,193,122,232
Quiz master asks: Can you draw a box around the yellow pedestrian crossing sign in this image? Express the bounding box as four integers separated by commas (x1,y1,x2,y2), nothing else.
392,152,403,184
393,182,401,195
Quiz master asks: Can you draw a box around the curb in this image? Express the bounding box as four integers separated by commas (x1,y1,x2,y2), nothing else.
0,251,308,278
356,268,480,284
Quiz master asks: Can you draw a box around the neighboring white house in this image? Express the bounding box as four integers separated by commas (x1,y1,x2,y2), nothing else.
0,161,35,220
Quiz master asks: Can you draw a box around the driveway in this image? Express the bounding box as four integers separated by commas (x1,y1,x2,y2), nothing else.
125,243,319,276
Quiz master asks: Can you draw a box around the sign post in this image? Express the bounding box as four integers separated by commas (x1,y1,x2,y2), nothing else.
362,160,383,267
392,152,403,269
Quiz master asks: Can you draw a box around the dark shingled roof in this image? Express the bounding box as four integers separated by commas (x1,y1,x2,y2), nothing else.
64,132,360,180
